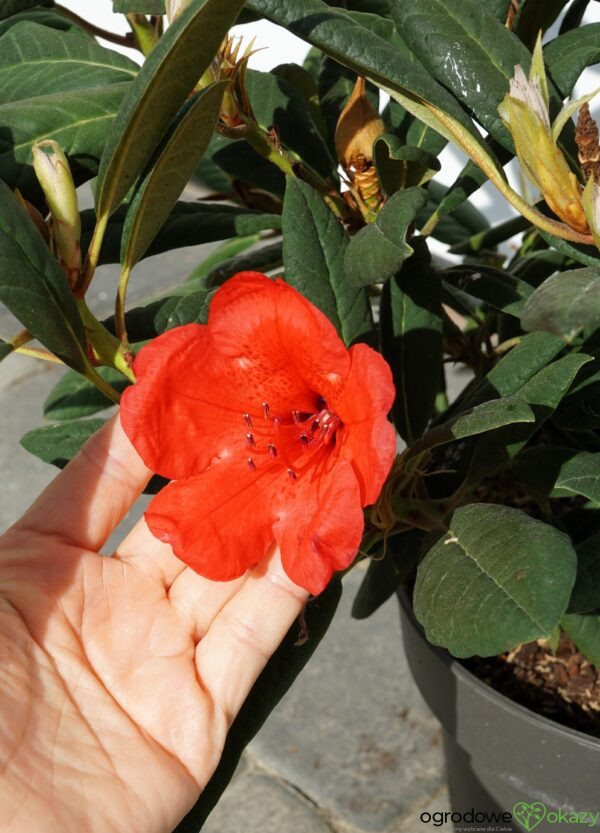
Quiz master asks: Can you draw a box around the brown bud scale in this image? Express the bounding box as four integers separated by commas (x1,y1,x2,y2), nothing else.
576,103,600,182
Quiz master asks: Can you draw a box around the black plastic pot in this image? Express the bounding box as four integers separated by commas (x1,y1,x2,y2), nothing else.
398,591,600,830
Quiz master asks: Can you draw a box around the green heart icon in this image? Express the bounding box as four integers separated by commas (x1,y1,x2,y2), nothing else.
514,802,547,831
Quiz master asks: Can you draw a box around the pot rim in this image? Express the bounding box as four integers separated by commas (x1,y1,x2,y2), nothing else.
397,588,600,751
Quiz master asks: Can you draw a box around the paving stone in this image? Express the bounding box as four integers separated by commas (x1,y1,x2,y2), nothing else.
202,767,334,833
248,569,447,832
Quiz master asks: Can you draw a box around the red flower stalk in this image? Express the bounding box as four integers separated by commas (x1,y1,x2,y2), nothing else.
120,272,395,595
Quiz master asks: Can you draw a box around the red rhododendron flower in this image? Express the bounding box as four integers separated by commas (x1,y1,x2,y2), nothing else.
120,272,395,595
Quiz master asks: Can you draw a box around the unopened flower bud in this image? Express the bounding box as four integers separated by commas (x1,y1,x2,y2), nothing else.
335,77,385,172
499,39,591,235
32,140,81,285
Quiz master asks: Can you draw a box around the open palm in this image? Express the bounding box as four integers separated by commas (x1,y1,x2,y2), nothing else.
0,417,307,833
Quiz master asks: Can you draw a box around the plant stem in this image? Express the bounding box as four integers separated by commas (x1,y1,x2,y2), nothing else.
76,212,109,297
115,264,132,344
54,4,136,48
9,328,33,350
14,346,63,364
76,298,135,383
426,103,595,246
126,14,159,56
84,367,122,405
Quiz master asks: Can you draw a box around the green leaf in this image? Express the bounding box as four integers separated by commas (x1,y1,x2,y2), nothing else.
0,0,50,19
182,235,262,287
380,239,442,443
569,533,600,614
384,98,447,156
246,0,486,151
344,188,427,287
555,452,600,504
282,177,372,345
539,230,600,270
20,418,107,467
373,135,440,195
416,178,490,246
521,268,600,342
153,290,211,332
0,22,137,104
414,504,577,657
44,367,130,421
0,8,87,37
0,83,129,199
121,82,226,269
113,0,165,11
80,202,282,265
245,69,335,180
442,265,533,318
554,367,600,430
511,445,578,502
468,353,593,483
352,530,423,620
173,579,342,833
0,179,88,370
200,241,283,290
96,0,245,219
404,395,535,470
392,0,530,150
561,612,600,667
544,24,600,96
513,0,566,49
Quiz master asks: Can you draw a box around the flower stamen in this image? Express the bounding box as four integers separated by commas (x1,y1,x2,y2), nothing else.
247,457,257,471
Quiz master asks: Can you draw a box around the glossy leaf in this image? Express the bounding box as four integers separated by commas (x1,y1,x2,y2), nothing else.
443,265,533,318
392,0,530,150
568,534,600,614
96,0,245,218
183,236,262,288
539,231,600,270
561,613,600,667
246,0,486,149
344,188,427,287
468,354,593,483
121,82,226,269
404,395,535,470
203,132,286,196
80,203,282,265
414,504,577,657
380,239,442,443
282,177,372,345
0,22,137,104
0,83,129,200
44,368,129,421
153,290,211,333
0,179,87,370
384,99,447,157
201,241,283,289
521,268,600,341
373,135,440,195
246,69,334,179
544,23,600,96
174,579,342,832
352,530,423,620
555,452,600,504
20,418,107,467
416,179,489,246
513,0,567,49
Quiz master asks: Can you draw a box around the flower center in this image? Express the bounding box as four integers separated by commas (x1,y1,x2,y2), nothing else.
242,397,343,480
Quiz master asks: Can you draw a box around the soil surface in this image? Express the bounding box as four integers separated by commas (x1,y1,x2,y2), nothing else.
465,633,600,738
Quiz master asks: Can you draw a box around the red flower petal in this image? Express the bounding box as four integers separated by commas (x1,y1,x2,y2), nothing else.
144,457,283,582
120,325,244,480
208,272,351,408
333,343,396,505
274,458,364,595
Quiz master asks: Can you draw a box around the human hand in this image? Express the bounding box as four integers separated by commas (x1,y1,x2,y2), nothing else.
0,416,308,833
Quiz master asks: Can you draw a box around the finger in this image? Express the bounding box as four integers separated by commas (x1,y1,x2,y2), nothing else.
14,414,152,551
114,516,191,588
168,567,247,641
195,548,308,724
